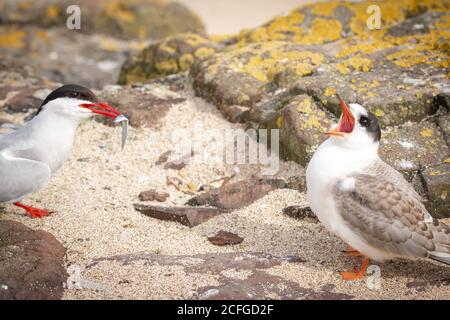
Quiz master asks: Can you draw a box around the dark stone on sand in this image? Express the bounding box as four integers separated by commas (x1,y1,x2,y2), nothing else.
0,220,67,300
208,231,244,246
134,204,225,227
186,178,287,210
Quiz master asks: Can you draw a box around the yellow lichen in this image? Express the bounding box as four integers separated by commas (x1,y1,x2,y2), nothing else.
103,1,135,23
308,115,322,129
370,80,380,87
46,5,59,19
35,30,48,40
99,38,120,51
374,109,384,117
194,47,216,58
420,128,433,137
0,29,26,49
179,53,195,70
297,98,313,113
155,58,179,74
335,55,372,74
276,115,283,129
158,42,176,55
218,42,325,83
296,18,342,44
309,2,340,16
184,33,209,47
242,11,305,43
324,88,336,97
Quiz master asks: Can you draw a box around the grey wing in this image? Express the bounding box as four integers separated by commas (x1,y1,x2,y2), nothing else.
369,159,424,202
0,152,51,203
333,173,450,260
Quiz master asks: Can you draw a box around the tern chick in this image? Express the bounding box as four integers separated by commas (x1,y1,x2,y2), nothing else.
0,84,123,218
306,95,450,280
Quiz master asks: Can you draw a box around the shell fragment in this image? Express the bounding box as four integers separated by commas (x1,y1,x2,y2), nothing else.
114,114,128,150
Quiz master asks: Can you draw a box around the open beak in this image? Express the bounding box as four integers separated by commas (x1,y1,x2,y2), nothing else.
79,102,121,118
325,94,355,137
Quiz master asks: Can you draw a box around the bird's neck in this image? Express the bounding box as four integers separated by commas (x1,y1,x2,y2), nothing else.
25,110,83,172
312,139,380,180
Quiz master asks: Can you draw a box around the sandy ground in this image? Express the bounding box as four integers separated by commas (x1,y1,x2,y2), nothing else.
178,0,315,34
1,87,449,300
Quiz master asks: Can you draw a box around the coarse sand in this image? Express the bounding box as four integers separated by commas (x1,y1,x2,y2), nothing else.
1,87,449,300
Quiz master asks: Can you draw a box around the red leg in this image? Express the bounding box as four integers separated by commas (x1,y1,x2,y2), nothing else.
343,245,362,257
13,202,51,218
340,257,370,281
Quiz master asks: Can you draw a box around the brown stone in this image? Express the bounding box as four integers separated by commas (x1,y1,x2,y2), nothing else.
186,177,287,210
0,220,67,300
283,206,319,222
286,175,307,192
3,88,43,113
380,121,449,172
208,231,244,246
155,150,172,165
437,115,450,147
420,163,450,218
99,85,186,128
222,105,251,123
0,0,205,40
138,190,170,202
279,95,334,165
134,204,225,227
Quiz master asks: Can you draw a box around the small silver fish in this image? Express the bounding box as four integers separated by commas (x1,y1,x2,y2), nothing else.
113,114,128,150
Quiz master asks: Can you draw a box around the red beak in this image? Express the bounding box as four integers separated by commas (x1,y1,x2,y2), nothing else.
79,102,121,118
325,94,355,136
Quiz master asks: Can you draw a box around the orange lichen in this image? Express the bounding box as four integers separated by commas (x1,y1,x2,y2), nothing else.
335,55,372,74
324,88,337,97
0,29,26,49
296,18,342,44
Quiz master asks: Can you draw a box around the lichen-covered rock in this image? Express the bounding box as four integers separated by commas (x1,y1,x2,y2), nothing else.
279,95,335,165
0,0,205,40
421,163,450,218
379,120,449,171
0,25,145,89
0,58,57,114
98,83,186,128
437,115,450,146
192,7,449,127
237,0,448,44
119,33,221,84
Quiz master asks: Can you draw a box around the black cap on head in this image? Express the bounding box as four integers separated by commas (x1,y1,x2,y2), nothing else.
358,111,381,142
37,84,99,114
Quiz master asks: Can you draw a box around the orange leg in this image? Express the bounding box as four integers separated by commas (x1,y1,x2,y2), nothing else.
14,202,51,218
343,245,362,257
340,257,369,281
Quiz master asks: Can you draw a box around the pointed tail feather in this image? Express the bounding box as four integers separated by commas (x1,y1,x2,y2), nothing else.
430,252,450,265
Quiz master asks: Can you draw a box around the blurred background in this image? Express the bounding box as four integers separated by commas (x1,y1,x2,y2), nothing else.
179,0,313,34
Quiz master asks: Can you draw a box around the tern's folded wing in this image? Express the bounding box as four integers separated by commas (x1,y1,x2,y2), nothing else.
333,173,450,259
0,152,51,203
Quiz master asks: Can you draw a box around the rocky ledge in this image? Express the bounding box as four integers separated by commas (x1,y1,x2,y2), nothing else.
0,220,67,300
119,0,450,218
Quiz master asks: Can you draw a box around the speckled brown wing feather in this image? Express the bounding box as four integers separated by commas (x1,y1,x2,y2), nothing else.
333,168,450,260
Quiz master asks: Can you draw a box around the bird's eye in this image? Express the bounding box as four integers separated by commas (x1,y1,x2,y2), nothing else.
359,115,370,127
69,92,80,98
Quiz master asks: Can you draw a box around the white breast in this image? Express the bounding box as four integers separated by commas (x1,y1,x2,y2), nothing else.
2,110,81,174
306,139,378,234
